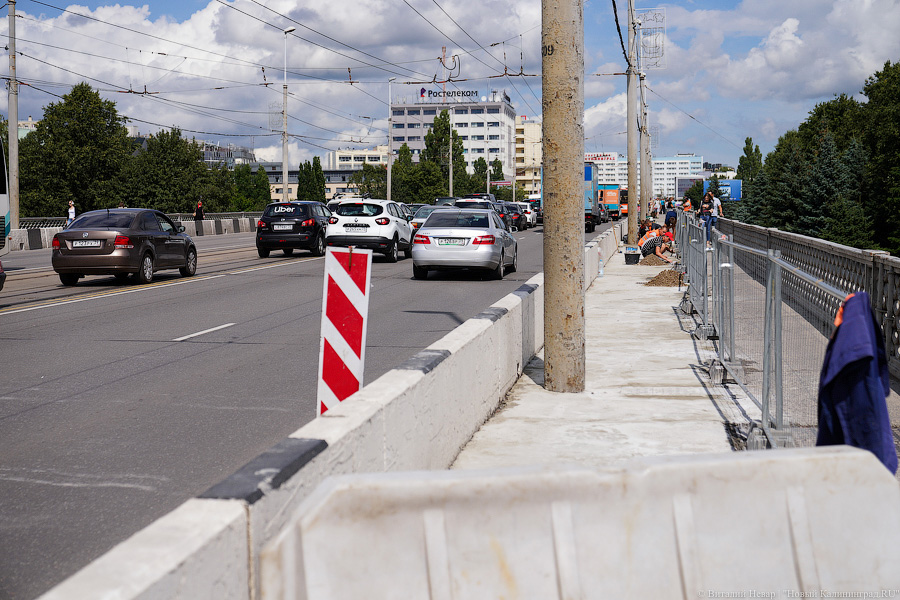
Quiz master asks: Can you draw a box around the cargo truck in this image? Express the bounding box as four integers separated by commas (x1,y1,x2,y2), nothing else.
600,186,621,220
584,163,599,233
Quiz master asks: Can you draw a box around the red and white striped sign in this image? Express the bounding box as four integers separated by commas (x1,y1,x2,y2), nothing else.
317,247,373,415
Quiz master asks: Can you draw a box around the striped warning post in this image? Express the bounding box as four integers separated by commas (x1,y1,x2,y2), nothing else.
317,247,373,415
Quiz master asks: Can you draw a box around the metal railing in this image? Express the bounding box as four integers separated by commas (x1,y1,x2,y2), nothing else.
19,211,263,230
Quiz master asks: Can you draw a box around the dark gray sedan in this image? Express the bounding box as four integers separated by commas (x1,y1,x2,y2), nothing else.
51,209,197,286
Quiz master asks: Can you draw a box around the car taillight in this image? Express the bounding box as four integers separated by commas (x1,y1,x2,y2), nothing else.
328,216,339,224
473,235,495,245
52,235,60,249
375,217,390,225
499,213,506,218
414,234,430,244
301,218,315,227
114,235,133,249
257,219,267,229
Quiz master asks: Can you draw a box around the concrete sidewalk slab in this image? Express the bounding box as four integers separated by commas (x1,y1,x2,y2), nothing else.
452,250,747,470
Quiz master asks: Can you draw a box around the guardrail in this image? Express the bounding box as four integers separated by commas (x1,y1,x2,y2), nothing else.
19,212,264,229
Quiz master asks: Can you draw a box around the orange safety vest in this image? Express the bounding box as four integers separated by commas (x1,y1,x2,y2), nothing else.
638,229,662,248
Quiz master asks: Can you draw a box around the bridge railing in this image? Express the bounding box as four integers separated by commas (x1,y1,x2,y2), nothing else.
19,212,263,229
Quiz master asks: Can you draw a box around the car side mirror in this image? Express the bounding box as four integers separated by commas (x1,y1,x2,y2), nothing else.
178,225,185,233
406,215,413,222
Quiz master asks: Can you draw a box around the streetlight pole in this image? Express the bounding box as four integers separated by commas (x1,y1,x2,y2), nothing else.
387,78,395,201
282,26,295,203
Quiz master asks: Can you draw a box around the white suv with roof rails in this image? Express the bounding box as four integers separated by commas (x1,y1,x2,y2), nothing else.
325,198,414,262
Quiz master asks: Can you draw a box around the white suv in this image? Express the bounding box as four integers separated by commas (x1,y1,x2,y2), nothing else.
325,199,414,262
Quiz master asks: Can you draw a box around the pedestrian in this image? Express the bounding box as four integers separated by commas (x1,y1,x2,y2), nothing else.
699,191,719,245
66,200,75,227
682,196,692,213
193,200,204,221
665,201,677,228
117,201,127,208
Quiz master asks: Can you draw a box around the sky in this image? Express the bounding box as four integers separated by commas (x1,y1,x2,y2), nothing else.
2,0,898,170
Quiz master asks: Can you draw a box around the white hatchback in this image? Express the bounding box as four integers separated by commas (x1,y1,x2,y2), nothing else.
325,199,414,262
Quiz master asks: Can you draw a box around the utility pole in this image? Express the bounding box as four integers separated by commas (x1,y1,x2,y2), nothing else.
626,0,638,244
542,0,585,392
640,73,650,221
8,0,19,230
387,77,395,201
281,27,295,203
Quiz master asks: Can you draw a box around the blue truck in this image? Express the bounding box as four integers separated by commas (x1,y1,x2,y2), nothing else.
584,162,600,233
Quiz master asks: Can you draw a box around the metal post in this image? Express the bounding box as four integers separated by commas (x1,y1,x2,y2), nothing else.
773,250,783,430
626,0,638,244
282,27,295,203
639,72,650,223
727,238,735,363
8,0,19,230
542,0,585,392
449,132,453,197
387,77,395,201
761,249,776,432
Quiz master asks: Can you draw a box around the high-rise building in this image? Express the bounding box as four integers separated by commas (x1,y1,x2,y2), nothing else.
515,116,542,196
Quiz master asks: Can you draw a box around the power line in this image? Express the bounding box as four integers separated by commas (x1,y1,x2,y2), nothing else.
645,86,742,150
610,0,630,69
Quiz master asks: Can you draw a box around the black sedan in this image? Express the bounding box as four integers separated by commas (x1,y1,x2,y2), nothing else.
51,208,197,286
256,201,330,258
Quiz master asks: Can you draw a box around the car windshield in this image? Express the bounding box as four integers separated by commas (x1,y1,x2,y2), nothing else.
69,212,135,229
264,204,308,218
335,203,384,217
455,201,492,210
424,211,491,228
413,206,443,219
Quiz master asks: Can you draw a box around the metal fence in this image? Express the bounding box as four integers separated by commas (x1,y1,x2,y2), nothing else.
675,211,865,449
19,211,263,230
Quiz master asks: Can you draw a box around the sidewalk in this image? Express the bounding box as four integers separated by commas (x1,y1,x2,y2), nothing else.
452,248,755,470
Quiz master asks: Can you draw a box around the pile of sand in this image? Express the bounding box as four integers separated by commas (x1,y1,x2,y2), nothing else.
639,254,669,266
644,269,683,287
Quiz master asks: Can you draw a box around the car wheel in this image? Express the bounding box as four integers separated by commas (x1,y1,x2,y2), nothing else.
180,247,197,277
257,246,270,258
137,253,154,284
312,234,325,257
283,248,294,256
491,251,505,280
403,239,413,259
385,237,398,263
59,273,79,286
413,264,428,280
507,247,517,274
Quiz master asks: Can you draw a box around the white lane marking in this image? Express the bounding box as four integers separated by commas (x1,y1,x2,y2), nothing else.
230,256,323,274
173,322,236,342
0,274,227,316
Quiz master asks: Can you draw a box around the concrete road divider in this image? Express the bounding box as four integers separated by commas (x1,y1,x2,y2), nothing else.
39,228,622,600
260,446,900,599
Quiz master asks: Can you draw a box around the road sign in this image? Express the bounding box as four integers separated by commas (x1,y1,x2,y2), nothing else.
317,247,373,415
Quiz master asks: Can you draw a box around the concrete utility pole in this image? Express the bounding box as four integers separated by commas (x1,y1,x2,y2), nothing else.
387,77,395,201
8,0,19,230
640,73,650,221
541,0,585,393
282,27,295,203
626,0,638,244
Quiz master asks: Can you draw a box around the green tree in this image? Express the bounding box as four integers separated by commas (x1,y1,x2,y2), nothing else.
199,163,235,212
706,174,722,199
798,94,863,154
736,137,763,184
349,163,386,198
490,159,504,184
312,156,326,203
471,157,488,193
116,128,209,213
390,144,419,203
19,82,132,217
251,166,272,208
684,179,704,206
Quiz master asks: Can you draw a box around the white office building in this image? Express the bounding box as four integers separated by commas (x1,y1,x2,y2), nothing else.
585,152,704,198
324,145,390,170
515,116,542,196
389,89,517,178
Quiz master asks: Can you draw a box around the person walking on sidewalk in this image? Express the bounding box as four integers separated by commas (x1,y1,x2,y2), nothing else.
66,200,75,227
193,200,205,221
699,192,715,245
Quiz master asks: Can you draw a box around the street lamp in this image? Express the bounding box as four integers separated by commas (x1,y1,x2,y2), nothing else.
386,77,395,201
282,26,295,203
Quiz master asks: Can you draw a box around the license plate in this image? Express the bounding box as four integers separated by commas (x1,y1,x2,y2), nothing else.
437,238,466,246
72,240,101,248
344,225,367,231
272,224,292,231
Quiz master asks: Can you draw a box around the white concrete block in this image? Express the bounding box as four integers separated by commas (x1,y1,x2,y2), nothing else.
260,447,900,600
38,499,248,600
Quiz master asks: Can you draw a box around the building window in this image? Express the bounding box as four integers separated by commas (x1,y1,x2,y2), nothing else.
474,148,484,154
393,136,405,142
488,121,500,127
470,108,484,114
456,122,468,127
423,123,434,128
408,123,421,128
367,156,380,162
424,109,436,115
471,122,484,128
472,135,484,141
407,136,421,141
489,135,500,140
454,108,468,114
392,123,405,129
339,156,352,162
392,109,404,116
459,136,468,141
407,109,420,115
487,108,500,113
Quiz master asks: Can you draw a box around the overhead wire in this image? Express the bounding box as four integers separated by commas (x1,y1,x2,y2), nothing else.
645,86,742,150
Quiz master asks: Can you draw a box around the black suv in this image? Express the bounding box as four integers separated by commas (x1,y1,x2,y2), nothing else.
256,201,331,258
503,203,527,230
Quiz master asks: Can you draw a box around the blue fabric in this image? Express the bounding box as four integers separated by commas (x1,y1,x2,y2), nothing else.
816,292,897,473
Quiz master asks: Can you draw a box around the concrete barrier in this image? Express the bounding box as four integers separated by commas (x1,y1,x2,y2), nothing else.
260,446,900,599
39,232,621,600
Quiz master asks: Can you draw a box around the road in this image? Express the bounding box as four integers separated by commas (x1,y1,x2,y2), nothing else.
0,222,613,600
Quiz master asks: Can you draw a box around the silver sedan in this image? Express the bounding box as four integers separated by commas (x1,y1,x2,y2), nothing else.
411,208,517,280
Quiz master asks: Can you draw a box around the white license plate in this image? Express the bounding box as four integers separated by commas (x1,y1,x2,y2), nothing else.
344,225,367,231
437,238,466,246
272,224,293,231
72,240,101,248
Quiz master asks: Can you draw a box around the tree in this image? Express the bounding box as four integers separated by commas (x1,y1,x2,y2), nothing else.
684,179,704,206
312,156,326,203
19,82,132,217
490,159,504,184
471,157,488,193
349,163,386,198
116,128,209,213
736,137,763,185
706,174,722,199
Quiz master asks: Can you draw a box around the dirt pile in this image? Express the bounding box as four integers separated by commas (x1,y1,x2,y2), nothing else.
644,269,683,287
639,254,669,266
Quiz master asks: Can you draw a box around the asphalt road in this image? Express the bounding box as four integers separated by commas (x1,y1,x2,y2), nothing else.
0,222,617,600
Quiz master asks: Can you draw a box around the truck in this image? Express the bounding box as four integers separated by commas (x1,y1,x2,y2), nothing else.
600,185,621,220
619,189,629,219
584,162,599,233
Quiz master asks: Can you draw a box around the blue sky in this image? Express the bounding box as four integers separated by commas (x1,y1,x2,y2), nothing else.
3,0,899,169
